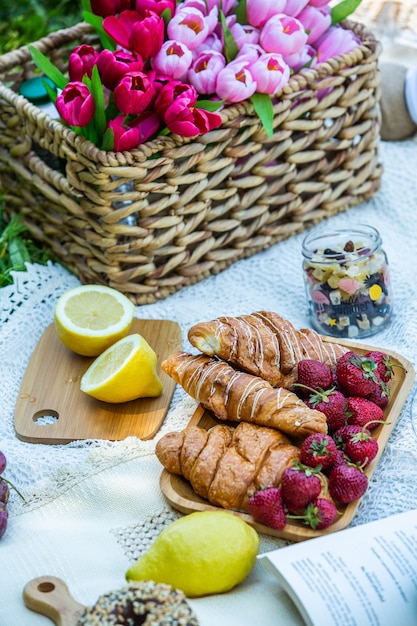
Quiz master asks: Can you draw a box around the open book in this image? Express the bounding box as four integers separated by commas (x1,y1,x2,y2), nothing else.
259,508,417,626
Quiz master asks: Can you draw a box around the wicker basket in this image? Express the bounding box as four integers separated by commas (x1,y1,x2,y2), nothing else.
0,20,382,305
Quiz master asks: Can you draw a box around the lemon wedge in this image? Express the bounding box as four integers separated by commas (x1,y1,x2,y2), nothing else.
54,285,135,356
80,333,163,403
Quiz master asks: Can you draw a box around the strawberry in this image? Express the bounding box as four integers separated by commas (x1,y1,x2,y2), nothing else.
296,360,333,393
344,428,378,467
346,396,384,430
247,486,287,530
302,387,347,433
299,433,339,471
336,351,381,398
364,350,395,383
302,497,338,530
281,463,322,513
333,424,363,449
365,383,389,409
328,463,368,503
322,448,346,475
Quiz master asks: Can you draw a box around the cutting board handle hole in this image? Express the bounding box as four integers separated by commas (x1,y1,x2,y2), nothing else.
33,410,59,426
37,581,56,593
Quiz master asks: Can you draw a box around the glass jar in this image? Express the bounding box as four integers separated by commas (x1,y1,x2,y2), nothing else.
301,225,393,339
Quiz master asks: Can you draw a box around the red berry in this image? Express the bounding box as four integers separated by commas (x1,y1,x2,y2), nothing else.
336,351,381,397
364,351,394,383
281,464,322,513
333,424,363,449
344,429,379,467
247,486,287,530
296,360,333,393
346,396,384,430
303,497,338,530
366,383,389,409
329,464,368,503
299,433,339,471
304,388,347,433
0,504,8,539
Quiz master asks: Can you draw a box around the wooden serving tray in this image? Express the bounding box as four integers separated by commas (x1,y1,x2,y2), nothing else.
160,337,415,542
15,319,182,444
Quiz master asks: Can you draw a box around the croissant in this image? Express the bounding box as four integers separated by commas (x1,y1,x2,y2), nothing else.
156,422,300,510
161,351,327,438
187,310,348,388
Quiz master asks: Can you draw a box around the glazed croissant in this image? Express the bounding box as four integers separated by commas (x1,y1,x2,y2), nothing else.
161,351,327,438
187,310,348,388
156,422,300,510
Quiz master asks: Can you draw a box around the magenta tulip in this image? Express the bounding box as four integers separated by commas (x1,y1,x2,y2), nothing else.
96,49,144,90
56,82,95,127
103,10,165,59
188,50,226,94
284,0,309,16
297,5,332,45
134,0,175,16
164,98,222,136
167,7,217,51
90,0,133,18
113,72,156,114
260,14,308,56
315,25,360,64
249,53,290,95
108,111,160,151
215,59,257,103
155,81,198,118
152,40,193,80
246,0,286,28
68,45,100,82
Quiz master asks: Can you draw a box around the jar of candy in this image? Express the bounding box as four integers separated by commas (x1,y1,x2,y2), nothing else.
301,225,392,339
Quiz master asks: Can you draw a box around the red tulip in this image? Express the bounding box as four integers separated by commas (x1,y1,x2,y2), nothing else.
97,48,144,90
90,0,134,18
103,9,165,59
108,112,160,150
113,71,156,114
68,45,100,82
164,98,222,136
56,82,95,127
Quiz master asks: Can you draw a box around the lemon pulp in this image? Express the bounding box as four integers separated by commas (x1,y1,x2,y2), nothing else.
54,285,134,356
125,511,259,597
80,333,163,403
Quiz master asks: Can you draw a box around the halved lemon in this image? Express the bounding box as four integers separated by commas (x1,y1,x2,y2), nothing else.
80,333,163,403
54,285,135,356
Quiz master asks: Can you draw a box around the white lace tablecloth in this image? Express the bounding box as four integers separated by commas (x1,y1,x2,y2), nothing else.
1,135,417,626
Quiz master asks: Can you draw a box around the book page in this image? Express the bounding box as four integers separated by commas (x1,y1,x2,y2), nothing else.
259,509,417,626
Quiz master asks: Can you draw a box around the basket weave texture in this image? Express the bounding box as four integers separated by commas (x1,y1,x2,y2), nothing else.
0,21,382,305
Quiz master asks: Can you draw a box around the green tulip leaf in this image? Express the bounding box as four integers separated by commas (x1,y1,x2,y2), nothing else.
90,65,107,138
28,46,68,90
331,0,363,24
220,11,239,63
196,99,225,111
250,93,274,137
235,0,247,25
102,128,114,151
82,10,116,50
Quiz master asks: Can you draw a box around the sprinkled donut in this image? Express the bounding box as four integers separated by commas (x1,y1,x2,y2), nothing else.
77,580,199,625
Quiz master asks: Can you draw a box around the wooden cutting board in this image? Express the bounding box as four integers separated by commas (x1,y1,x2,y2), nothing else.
14,319,181,444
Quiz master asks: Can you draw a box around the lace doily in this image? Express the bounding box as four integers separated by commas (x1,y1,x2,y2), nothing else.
1,138,417,540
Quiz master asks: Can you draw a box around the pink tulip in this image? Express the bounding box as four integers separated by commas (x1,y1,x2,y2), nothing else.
297,5,331,45
315,25,360,64
205,0,237,15
103,10,165,59
155,81,198,118
113,72,156,114
56,82,95,127
194,32,223,55
164,98,222,136
249,53,290,95
68,45,100,82
215,59,257,103
90,0,132,18
284,0,310,16
260,14,308,56
246,0,286,28
228,20,260,49
134,0,176,16
284,44,317,72
188,50,226,94
167,7,217,50
308,0,331,7
108,111,160,151
96,49,144,90
238,43,264,62
152,40,193,80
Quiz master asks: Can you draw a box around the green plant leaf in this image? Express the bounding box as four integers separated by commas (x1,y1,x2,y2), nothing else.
89,65,107,139
250,93,274,137
8,237,30,268
331,0,363,24
82,10,116,50
196,99,225,111
220,10,239,62
102,128,114,151
29,45,68,90
235,0,247,25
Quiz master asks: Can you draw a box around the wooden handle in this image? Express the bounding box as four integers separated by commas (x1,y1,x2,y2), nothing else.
23,576,86,626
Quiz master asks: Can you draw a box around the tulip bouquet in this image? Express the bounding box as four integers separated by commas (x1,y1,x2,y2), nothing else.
30,0,363,152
